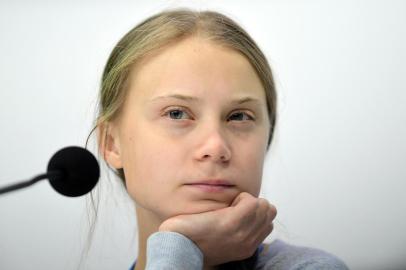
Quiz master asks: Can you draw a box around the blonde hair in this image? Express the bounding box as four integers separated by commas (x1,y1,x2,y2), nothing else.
88,7,277,186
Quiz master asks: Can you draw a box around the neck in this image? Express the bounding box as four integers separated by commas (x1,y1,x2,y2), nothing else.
133,204,217,270
133,204,160,270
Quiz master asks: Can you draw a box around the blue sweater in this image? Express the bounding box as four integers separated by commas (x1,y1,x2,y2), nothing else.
129,231,349,270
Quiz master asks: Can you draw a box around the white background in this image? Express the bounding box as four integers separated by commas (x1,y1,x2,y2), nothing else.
0,1,405,269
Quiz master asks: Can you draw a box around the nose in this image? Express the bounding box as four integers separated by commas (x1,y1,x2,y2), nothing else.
195,124,232,163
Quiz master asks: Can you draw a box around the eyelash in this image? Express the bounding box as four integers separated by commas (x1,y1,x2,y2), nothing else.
162,107,255,122
164,108,190,120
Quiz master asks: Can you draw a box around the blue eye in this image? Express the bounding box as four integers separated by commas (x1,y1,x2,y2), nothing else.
164,108,191,120
229,112,255,121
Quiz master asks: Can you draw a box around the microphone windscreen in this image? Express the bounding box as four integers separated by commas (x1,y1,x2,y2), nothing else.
47,146,100,197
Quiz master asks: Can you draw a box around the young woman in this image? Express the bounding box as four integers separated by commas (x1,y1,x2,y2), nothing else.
90,8,349,270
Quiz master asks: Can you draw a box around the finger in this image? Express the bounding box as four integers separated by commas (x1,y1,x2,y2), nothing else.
225,197,269,243
233,192,258,212
253,221,274,249
244,198,272,236
242,198,276,240
261,202,276,239
224,195,272,234
230,191,253,207
257,198,277,220
227,194,258,227
251,207,275,246
242,220,274,259
268,201,277,220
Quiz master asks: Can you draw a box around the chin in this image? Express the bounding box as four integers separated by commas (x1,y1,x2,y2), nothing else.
179,199,231,215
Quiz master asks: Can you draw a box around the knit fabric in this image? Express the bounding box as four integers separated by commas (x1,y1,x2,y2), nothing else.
129,231,349,270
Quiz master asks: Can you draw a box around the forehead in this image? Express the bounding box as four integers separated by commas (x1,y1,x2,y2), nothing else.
127,37,265,103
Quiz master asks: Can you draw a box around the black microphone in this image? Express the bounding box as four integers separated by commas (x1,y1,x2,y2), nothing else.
0,146,100,197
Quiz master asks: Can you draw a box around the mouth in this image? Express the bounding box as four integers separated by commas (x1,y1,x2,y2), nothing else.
185,180,235,192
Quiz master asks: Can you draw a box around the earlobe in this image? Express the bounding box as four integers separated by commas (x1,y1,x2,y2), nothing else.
98,123,123,169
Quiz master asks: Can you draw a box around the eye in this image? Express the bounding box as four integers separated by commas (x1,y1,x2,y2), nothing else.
228,111,255,122
163,107,192,120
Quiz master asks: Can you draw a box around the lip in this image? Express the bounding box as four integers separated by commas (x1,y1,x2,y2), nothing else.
184,179,235,193
185,179,234,186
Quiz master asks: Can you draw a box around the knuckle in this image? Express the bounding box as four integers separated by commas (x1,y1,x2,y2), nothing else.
257,198,273,211
235,230,246,242
263,201,277,218
258,197,268,205
268,222,274,233
270,203,277,215
248,196,259,208
220,217,234,231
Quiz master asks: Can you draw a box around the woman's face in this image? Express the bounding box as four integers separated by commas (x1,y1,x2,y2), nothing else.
107,37,270,221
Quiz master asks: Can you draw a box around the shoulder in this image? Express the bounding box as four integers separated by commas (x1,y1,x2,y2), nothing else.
256,240,349,270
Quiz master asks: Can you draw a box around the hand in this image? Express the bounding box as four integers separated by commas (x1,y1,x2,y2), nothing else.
158,192,277,266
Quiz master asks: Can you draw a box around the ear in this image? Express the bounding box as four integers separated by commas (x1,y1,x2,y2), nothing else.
98,122,123,169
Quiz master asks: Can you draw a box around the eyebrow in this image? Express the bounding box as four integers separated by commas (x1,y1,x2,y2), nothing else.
151,94,198,102
149,94,264,105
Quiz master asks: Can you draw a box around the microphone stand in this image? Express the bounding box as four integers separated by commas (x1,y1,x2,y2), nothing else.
0,171,62,195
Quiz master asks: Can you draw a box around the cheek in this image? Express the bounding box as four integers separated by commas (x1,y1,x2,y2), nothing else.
120,129,184,210
238,141,267,197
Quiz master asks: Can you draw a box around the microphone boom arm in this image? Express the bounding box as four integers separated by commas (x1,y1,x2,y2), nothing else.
0,171,62,195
